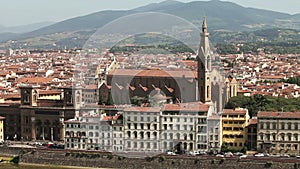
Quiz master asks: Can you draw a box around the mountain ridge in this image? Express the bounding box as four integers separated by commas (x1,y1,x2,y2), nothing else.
1,0,300,44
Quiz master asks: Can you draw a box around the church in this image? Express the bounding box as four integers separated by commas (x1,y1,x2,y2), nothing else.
98,17,238,112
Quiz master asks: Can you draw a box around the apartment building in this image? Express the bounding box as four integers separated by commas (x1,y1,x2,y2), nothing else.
65,110,123,151
257,111,300,154
207,112,222,153
246,117,257,151
160,102,212,152
123,107,161,152
222,108,250,150
65,101,218,153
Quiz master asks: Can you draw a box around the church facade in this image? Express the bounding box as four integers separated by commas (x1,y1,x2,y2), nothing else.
98,17,238,113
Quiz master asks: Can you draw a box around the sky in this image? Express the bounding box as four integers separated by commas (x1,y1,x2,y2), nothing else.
0,0,300,27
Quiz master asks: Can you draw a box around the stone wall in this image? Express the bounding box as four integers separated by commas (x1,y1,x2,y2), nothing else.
1,147,299,169
19,149,298,169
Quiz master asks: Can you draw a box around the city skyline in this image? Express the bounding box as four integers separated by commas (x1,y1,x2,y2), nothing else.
0,0,299,27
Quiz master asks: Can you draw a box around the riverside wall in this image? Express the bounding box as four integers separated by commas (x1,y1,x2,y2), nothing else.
0,147,299,169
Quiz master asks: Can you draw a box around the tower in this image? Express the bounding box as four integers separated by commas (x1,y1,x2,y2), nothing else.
198,17,212,104
20,85,38,107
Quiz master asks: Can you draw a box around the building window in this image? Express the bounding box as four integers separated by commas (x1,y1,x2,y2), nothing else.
295,123,298,130
134,142,137,148
266,122,270,130
288,123,292,130
294,134,298,141
127,141,131,148
272,134,276,141
272,123,276,130
177,125,180,130
281,134,285,141
153,124,157,130
260,134,263,140
260,123,264,129
281,123,285,130
266,134,270,141
164,133,167,139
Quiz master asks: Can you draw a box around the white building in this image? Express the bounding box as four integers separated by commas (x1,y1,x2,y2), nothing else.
123,107,160,152
65,110,123,151
207,111,222,153
161,102,213,153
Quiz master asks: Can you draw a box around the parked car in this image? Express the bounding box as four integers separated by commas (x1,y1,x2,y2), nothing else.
167,151,176,155
199,151,207,155
239,155,247,159
234,152,244,156
216,154,224,158
280,154,290,158
224,152,234,157
189,151,200,156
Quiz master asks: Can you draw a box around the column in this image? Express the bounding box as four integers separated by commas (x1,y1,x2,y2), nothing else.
51,127,53,141
42,127,45,140
31,116,36,141
60,124,65,141
59,111,65,142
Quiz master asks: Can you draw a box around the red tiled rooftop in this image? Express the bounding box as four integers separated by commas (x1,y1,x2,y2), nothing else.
163,102,209,112
258,111,300,119
18,77,54,84
108,69,197,78
223,108,248,115
123,107,161,113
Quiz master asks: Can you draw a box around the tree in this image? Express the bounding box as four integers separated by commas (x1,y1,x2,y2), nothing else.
221,142,228,152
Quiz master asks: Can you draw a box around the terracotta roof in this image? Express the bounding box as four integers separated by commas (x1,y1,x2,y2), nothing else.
39,90,61,95
258,111,300,119
248,118,258,125
18,77,54,84
108,69,197,78
163,102,209,112
123,107,161,113
223,108,248,115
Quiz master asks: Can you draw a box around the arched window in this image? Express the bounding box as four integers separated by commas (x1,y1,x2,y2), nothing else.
133,131,137,138
127,131,131,138
176,133,180,140
82,132,86,137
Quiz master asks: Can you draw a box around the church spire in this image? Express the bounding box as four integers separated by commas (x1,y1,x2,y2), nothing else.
202,17,207,33
198,16,212,104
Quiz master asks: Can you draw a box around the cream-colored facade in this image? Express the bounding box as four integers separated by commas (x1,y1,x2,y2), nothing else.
222,108,250,150
0,116,4,142
257,111,300,154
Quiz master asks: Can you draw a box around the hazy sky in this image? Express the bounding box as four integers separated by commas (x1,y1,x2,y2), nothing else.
1,0,299,26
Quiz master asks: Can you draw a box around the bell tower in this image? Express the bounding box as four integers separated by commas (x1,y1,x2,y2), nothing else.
198,17,212,103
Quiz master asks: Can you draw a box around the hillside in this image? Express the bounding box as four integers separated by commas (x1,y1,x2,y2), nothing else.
1,0,300,48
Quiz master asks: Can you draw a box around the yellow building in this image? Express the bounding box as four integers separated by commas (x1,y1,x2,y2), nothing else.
0,116,5,142
222,108,250,150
